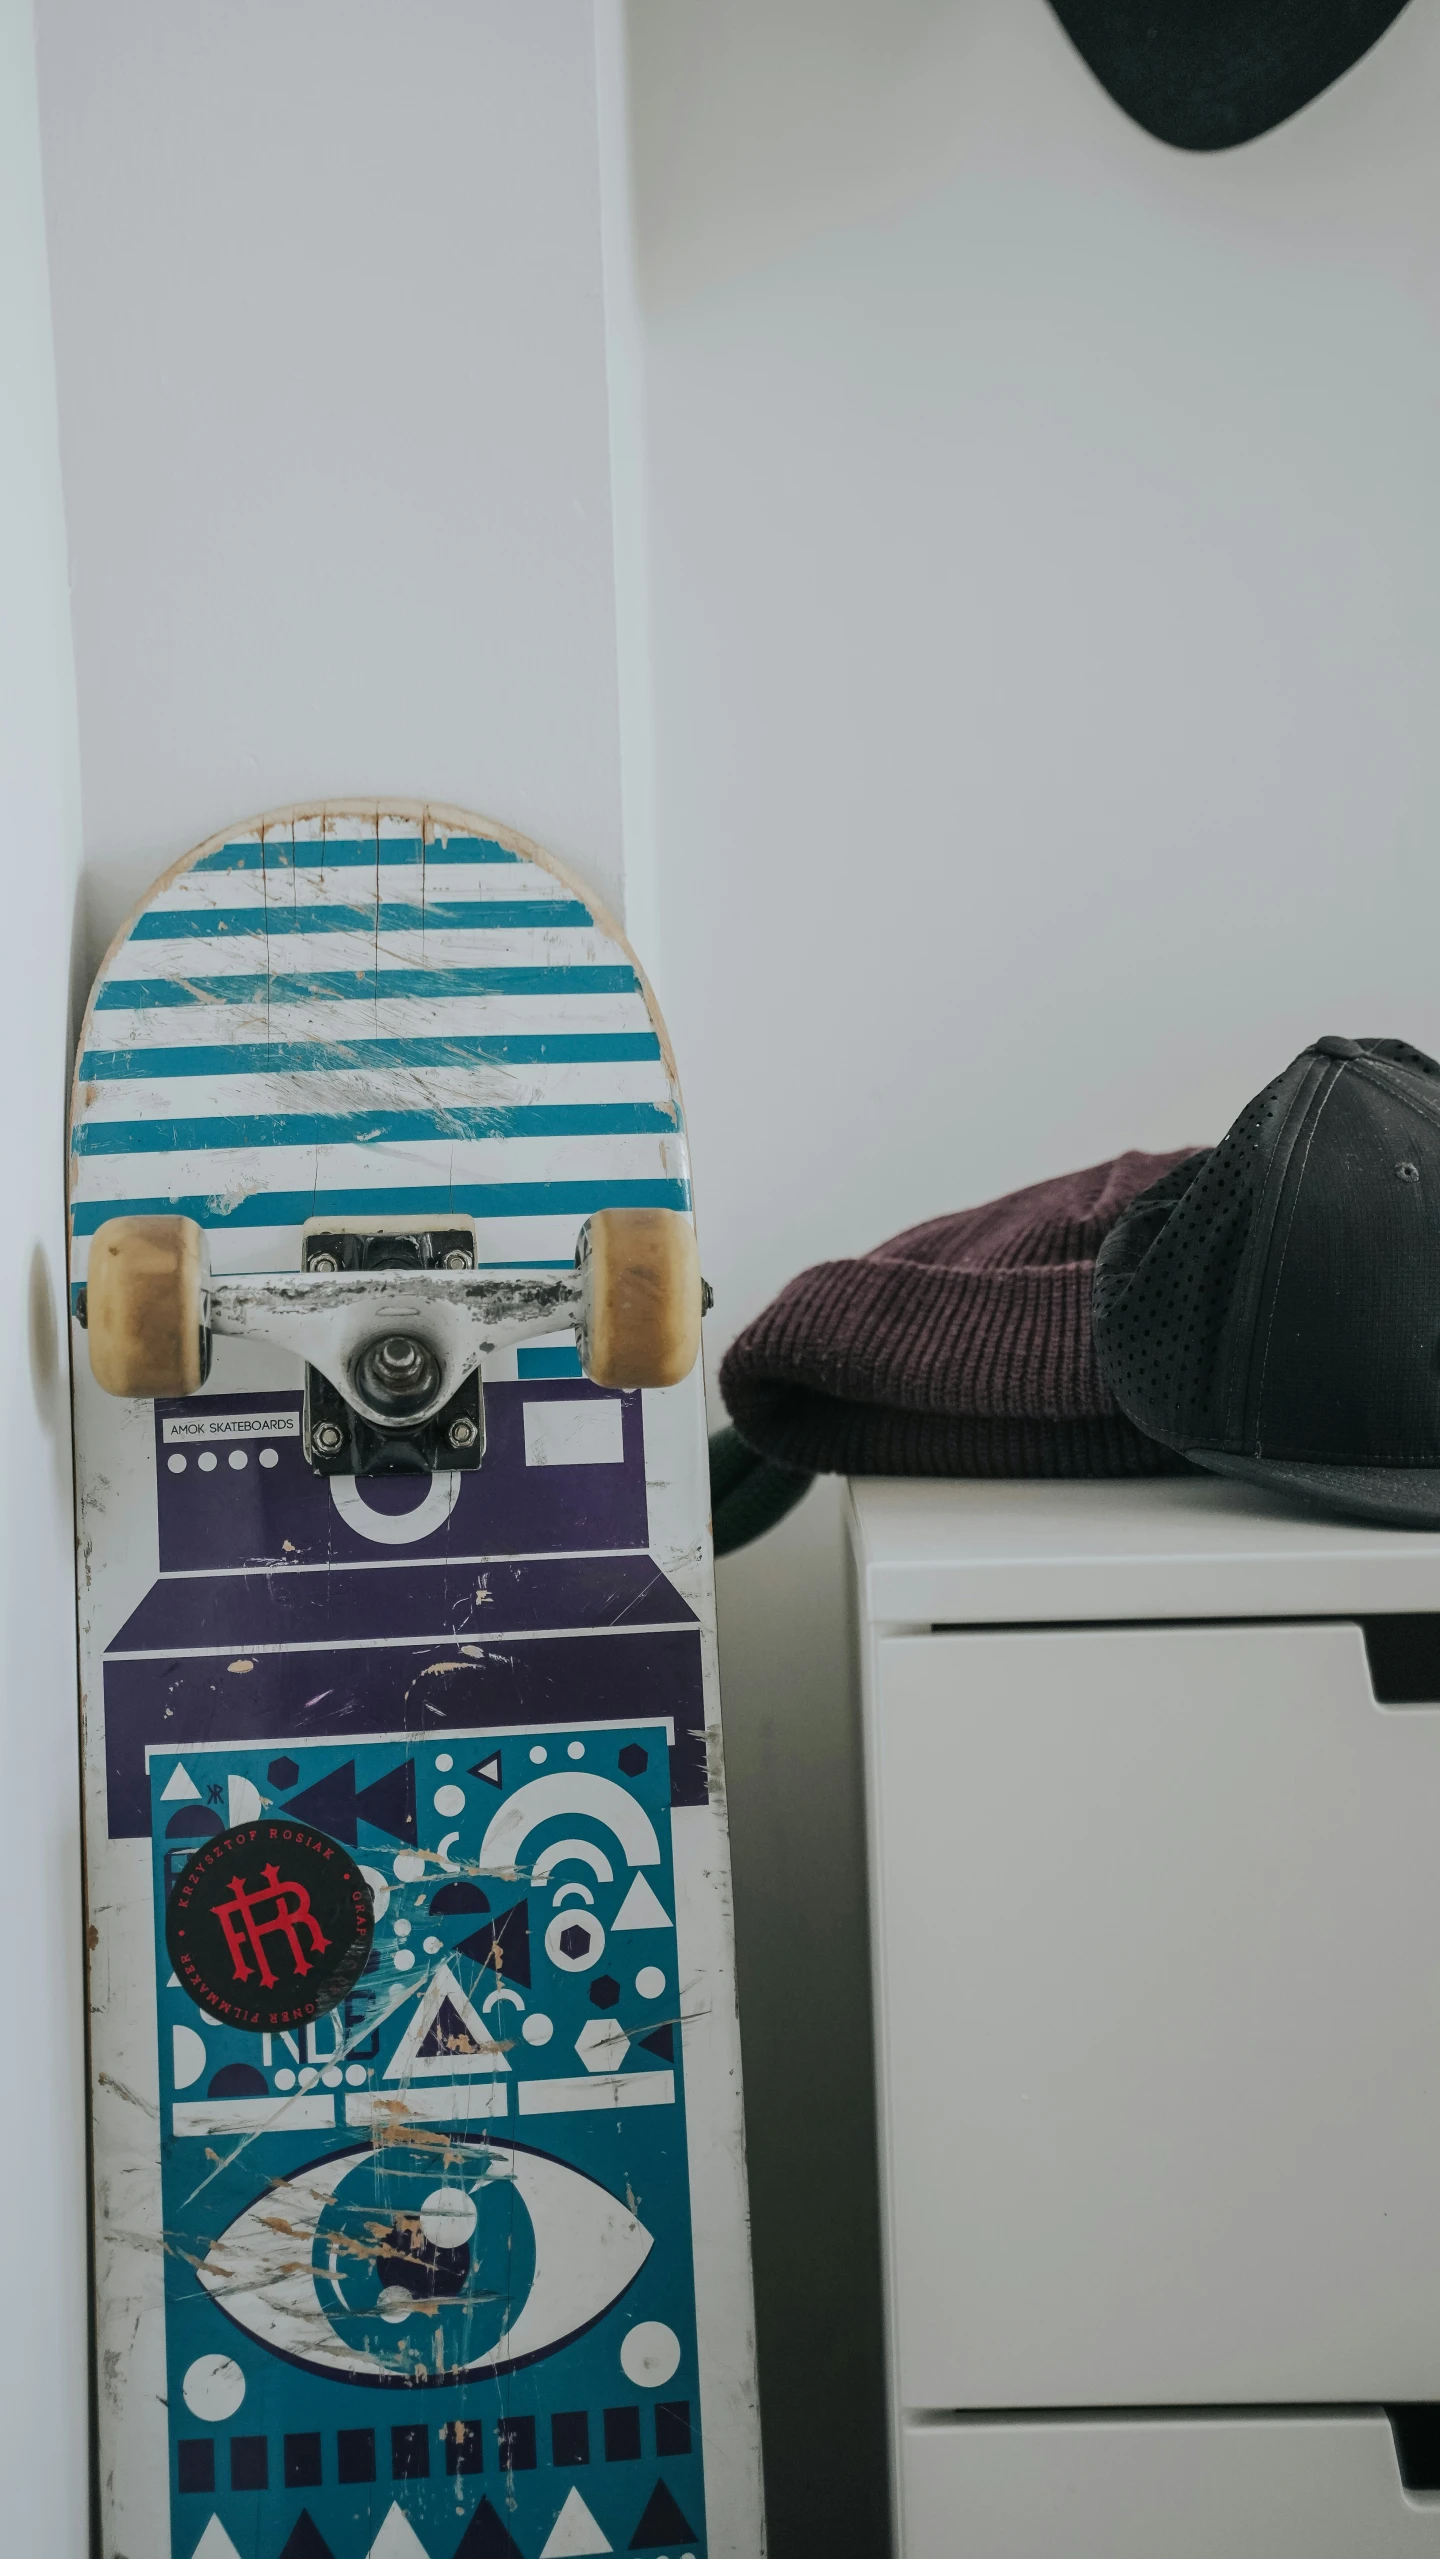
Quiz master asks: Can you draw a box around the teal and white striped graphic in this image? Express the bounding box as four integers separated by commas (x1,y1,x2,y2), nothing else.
70,813,688,1276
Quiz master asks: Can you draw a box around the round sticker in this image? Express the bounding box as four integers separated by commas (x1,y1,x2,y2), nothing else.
166,1820,374,2031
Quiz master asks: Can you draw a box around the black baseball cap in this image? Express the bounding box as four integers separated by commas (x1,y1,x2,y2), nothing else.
1092,1037,1440,1529
1045,0,1411,154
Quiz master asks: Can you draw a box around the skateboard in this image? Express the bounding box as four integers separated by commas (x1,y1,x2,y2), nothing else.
69,804,764,2559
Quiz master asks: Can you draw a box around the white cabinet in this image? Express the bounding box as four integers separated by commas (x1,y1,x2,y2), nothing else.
902,2415,1440,2558
849,1477,1440,2557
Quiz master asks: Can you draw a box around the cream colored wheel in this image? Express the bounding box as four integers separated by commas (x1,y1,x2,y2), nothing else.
580,1208,702,1389
85,1215,208,1397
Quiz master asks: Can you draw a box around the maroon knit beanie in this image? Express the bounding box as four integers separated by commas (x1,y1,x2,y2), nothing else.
719,1149,1204,1478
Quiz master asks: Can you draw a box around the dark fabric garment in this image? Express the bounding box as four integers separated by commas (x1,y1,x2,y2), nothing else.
1093,1036,1440,1529
709,1425,812,1557
1045,0,1410,153
720,1149,1199,1480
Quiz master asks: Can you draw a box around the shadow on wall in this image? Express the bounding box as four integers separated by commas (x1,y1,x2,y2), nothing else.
715,1474,890,2558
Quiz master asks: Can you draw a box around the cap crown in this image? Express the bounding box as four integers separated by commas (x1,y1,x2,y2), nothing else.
1093,1039,1440,1466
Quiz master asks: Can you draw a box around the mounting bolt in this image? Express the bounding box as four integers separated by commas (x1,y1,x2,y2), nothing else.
701,1279,715,1315
448,1416,479,1450
443,1250,471,1270
313,1420,344,1455
308,1252,339,1273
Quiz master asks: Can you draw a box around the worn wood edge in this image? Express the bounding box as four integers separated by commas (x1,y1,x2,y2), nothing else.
67,799,691,1250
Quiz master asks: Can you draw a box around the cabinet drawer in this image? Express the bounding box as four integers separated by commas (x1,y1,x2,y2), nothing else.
902,2412,1440,2559
873,1620,1440,2407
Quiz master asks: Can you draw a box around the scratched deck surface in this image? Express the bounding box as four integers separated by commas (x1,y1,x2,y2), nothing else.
69,804,762,2559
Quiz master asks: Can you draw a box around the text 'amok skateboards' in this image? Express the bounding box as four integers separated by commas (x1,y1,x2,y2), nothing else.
69,805,763,2559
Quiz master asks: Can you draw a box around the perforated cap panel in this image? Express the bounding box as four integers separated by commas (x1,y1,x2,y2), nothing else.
1092,1064,1303,1456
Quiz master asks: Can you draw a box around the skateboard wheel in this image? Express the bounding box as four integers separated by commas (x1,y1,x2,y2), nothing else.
580,1208,701,1389
85,1215,207,1397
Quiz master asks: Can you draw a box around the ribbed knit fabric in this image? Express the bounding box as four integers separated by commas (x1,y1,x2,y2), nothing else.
719,1149,1203,1478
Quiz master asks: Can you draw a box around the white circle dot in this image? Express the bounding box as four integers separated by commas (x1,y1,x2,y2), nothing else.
393,1852,426,1883
529,1745,548,1764
434,1784,465,1817
344,2063,367,2087
298,2065,319,2090
167,1453,187,1474
228,1448,248,1471
274,2067,296,2091
544,1908,605,1971
393,1948,416,1972
393,1918,411,1939
321,2066,342,2089
567,1740,585,1759
259,1446,279,1468
378,2284,415,2324
423,1935,442,1954
182,2354,245,2421
435,1753,454,1772
198,1450,218,1473
521,2013,554,2046
419,2185,478,2249
620,2319,682,2388
636,1966,666,1999
360,1864,390,1921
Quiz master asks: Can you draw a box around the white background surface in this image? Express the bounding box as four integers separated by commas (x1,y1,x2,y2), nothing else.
0,0,86,2542
36,0,629,971
15,1,1440,2547
626,2,1440,2547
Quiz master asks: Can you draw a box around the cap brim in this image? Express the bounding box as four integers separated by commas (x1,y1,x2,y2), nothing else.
1187,1447,1440,1531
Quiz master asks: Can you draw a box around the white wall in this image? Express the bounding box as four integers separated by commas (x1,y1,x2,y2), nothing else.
627,3,1440,2549
0,0,87,2545
36,0,630,966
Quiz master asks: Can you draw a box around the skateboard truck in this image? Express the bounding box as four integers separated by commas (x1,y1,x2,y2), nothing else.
77,1208,708,1477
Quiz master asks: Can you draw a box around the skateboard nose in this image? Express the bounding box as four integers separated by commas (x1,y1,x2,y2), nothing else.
354,1331,442,1418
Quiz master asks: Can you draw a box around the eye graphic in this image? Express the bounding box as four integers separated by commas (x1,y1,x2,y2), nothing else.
197,2139,652,2386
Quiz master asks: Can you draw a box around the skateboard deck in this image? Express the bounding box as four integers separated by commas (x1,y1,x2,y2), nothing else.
69,803,763,2559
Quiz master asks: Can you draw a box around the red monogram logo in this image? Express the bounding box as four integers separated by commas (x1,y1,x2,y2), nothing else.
212,1863,333,1988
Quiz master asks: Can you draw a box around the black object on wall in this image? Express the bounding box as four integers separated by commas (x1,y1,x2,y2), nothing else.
1046,0,1411,151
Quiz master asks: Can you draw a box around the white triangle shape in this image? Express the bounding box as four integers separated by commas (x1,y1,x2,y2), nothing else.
190,2521,244,2559
383,1959,511,2078
612,1871,672,1932
160,1760,202,1802
366,2505,431,2559
541,2486,613,2557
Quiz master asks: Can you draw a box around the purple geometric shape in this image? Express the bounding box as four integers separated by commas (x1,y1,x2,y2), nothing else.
629,2480,697,2547
268,1755,300,1790
278,2513,334,2559
430,1879,490,1916
457,1899,530,1989
618,1743,648,1777
589,1975,621,2010
165,1804,223,1840
260,1755,417,1848
452,2498,526,2559
109,1550,694,1656
207,2063,267,2098
153,1380,648,1573
111,1628,708,1838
